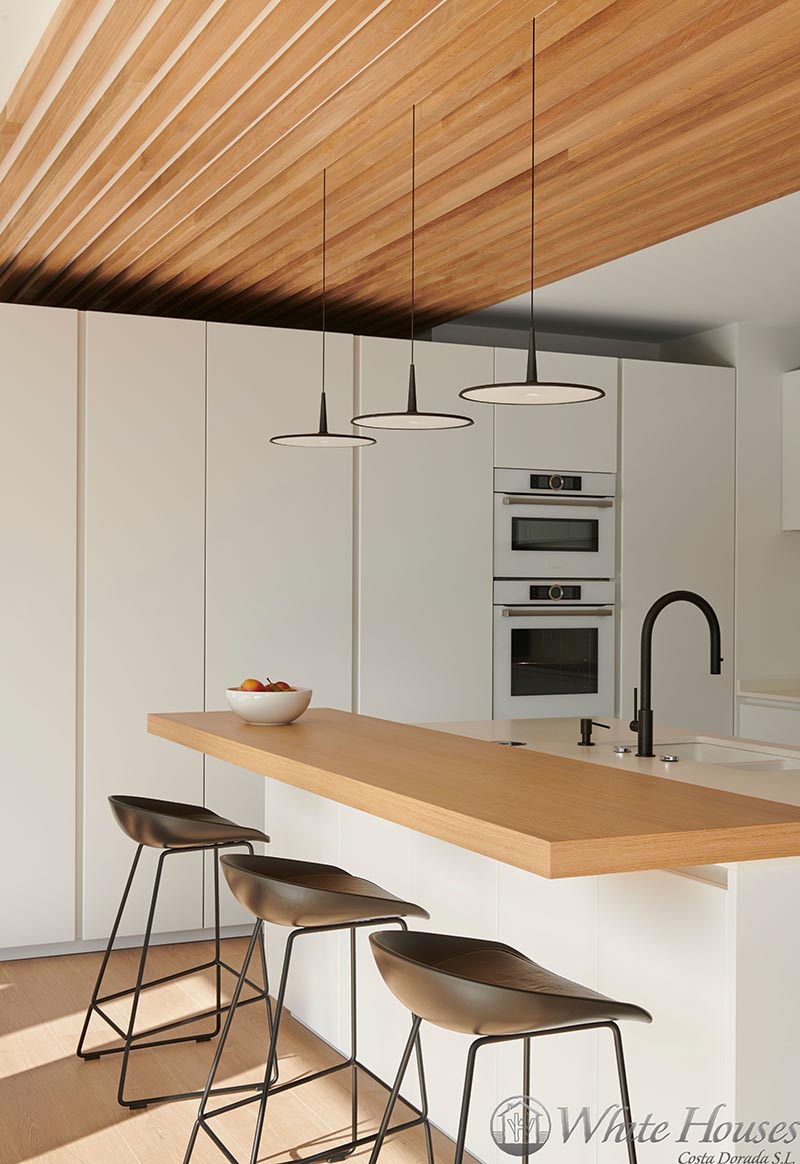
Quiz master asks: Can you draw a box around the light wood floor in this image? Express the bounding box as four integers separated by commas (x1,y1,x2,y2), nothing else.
0,937,474,1164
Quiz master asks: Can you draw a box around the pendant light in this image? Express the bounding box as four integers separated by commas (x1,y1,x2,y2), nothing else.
352,106,473,431
271,170,376,448
459,20,604,407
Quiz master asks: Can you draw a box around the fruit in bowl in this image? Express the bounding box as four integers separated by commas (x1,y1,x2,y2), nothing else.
226,676,311,725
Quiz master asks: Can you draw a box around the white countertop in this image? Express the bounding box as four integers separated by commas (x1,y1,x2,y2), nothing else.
425,715,800,809
738,678,800,704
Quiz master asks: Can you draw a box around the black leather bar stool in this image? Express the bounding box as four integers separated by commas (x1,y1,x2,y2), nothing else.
184,853,433,1164
77,795,271,1109
367,930,652,1164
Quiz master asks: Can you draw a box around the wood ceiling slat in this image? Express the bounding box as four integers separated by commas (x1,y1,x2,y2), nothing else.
0,0,348,299
0,0,223,282
49,0,616,312
2,0,800,333
111,53,535,316
51,0,719,307
91,0,792,325
24,0,459,305
146,0,800,329
0,0,164,230
250,84,800,335
0,0,98,164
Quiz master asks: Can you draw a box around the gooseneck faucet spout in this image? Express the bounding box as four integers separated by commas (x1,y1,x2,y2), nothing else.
632,590,723,758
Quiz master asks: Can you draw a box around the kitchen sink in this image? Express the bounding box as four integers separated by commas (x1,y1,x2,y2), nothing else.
651,739,800,772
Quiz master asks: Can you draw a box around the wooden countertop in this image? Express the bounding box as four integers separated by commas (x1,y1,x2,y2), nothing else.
148,708,800,879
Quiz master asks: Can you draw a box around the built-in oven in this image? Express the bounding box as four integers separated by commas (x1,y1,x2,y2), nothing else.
493,579,615,719
494,468,616,579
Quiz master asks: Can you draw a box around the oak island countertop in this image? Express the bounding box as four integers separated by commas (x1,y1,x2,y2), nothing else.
148,708,800,879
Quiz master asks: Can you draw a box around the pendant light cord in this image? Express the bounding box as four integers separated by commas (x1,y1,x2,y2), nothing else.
530,17,536,342
410,104,416,365
322,168,327,395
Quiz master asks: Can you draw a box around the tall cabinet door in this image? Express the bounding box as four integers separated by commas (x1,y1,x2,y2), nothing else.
494,348,619,471
83,312,206,939
0,304,77,949
205,324,354,925
357,338,494,723
619,360,735,733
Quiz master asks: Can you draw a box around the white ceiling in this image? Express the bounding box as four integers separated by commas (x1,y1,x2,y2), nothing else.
0,0,61,109
454,190,800,342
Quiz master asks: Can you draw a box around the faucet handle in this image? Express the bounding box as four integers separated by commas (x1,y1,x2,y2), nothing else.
629,686,639,733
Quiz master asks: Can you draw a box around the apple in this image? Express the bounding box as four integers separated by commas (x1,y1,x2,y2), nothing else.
240,678,266,692
274,681,295,691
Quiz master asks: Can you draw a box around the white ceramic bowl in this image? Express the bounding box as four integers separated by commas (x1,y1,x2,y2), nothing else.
226,686,312,725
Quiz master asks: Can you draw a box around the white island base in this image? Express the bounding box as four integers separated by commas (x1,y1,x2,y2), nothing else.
250,717,800,1164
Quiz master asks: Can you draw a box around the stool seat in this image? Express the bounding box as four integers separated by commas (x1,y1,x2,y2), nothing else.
221,854,430,927
109,795,270,849
370,930,652,1036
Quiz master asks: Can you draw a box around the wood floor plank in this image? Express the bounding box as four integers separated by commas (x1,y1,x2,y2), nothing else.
0,939,477,1164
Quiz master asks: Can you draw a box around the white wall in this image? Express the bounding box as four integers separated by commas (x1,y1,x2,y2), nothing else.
662,323,800,687
431,322,661,360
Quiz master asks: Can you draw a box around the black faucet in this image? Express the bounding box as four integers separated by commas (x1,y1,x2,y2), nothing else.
630,590,723,758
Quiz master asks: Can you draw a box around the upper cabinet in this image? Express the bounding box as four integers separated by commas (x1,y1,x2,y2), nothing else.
618,359,736,734
0,304,77,948
494,348,619,472
357,338,494,723
782,370,800,530
83,312,206,939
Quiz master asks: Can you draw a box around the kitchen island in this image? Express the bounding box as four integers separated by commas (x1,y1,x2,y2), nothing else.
149,710,800,1164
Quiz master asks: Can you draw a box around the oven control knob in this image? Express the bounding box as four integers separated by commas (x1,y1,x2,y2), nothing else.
548,584,564,601
548,473,564,491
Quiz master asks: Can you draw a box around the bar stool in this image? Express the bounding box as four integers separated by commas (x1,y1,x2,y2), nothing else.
184,853,433,1164
77,795,271,1109
367,930,652,1164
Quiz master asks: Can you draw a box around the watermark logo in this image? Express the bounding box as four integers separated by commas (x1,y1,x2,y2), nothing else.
491,1095,552,1156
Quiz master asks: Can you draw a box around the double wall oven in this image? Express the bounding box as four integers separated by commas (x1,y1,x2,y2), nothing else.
493,470,616,720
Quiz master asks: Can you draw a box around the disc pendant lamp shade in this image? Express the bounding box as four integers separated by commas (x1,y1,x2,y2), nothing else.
459,21,604,408
352,107,473,431
271,171,376,448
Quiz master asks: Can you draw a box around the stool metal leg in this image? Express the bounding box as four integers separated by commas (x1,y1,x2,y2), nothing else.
367,1015,423,1164
184,921,264,1164
609,1022,638,1164
208,843,223,1041
248,929,297,1164
77,843,143,1058
522,1036,531,1164
118,847,169,1106
350,926,358,1149
415,1024,435,1164
453,1038,481,1164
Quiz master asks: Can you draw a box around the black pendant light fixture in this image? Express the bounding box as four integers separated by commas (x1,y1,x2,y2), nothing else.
459,20,604,407
352,106,473,431
271,170,376,448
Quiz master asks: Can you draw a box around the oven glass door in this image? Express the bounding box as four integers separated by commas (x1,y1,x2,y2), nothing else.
494,495,615,578
493,606,615,718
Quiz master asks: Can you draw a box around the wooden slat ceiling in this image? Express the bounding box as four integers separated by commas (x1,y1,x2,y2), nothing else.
1,0,800,337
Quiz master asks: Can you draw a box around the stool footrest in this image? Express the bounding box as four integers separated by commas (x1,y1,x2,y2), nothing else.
197,1057,428,1164
80,987,268,1058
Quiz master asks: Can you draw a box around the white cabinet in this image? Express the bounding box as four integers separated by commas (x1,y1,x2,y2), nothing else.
738,699,800,746
597,870,732,1164
357,337,494,723
83,312,206,940
205,323,355,924
619,360,735,733
0,304,77,948
782,370,800,529
494,348,619,471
